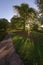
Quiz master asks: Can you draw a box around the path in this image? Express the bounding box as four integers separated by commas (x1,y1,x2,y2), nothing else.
0,34,24,65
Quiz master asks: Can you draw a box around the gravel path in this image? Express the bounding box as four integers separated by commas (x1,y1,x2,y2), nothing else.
0,34,24,65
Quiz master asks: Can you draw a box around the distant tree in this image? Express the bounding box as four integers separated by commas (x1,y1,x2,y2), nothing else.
0,18,9,31
39,14,43,24
35,0,43,24
35,0,43,13
0,18,9,40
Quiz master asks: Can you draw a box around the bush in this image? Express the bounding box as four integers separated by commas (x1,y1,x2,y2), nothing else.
0,18,9,41
0,30,5,40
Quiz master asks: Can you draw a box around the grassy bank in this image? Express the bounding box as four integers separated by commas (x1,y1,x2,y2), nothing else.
12,31,43,65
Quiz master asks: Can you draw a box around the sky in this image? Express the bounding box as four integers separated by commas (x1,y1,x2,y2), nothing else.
0,0,38,22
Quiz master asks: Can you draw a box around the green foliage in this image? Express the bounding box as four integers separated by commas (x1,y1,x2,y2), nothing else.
11,16,24,30
0,30,6,40
12,31,43,65
0,18,9,40
30,24,38,31
30,31,43,65
39,14,43,24
14,3,37,19
0,18,9,30
13,3,38,30
12,32,34,65
35,0,43,12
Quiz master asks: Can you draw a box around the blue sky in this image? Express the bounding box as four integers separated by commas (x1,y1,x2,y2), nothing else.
0,0,38,22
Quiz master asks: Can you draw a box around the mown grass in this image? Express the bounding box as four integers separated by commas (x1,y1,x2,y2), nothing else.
12,31,43,65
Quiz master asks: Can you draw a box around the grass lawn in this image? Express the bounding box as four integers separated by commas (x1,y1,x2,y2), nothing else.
12,31,43,65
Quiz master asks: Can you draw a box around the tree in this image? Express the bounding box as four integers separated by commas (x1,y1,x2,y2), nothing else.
11,16,24,30
0,18,9,40
31,23,38,31
39,14,43,24
13,3,37,30
0,18,9,30
35,0,43,24
35,0,43,13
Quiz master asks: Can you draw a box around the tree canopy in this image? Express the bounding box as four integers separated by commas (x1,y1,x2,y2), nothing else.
0,18,9,40
11,16,24,30
13,3,38,30
0,18,9,30
14,3,37,20
35,0,43,24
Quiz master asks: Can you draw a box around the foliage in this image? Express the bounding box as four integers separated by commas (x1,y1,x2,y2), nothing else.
12,32,34,65
35,0,43,25
35,0,43,12
13,3,38,30
35,0,43,32
0,18,9,40
14,3,37,19
30,31,43,65
0,18,9,30
11,16,25,30
39,14,43,24
12,31,43,65
30,23,38,31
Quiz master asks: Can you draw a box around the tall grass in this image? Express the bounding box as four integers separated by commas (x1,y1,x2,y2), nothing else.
12,31,43,65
